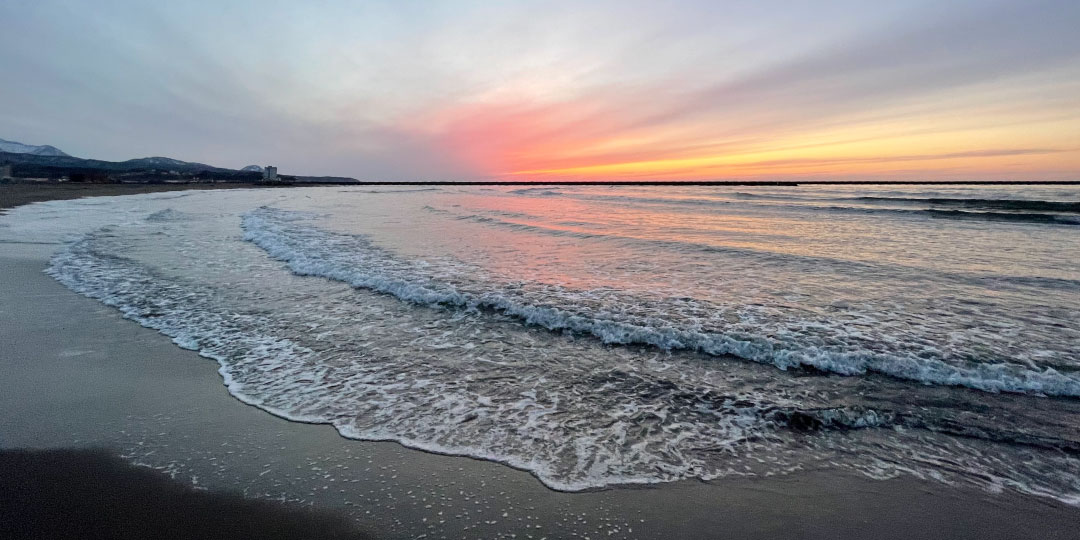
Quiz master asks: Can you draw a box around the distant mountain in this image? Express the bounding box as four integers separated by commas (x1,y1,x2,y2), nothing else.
0,150,231,173
0,137,358,183
0,138,69,157
122,156,230,172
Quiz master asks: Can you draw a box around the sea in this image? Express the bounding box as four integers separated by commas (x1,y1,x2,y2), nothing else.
5,183,1079,502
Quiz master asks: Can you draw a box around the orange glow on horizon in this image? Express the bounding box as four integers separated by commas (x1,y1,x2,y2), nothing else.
403,83,1080,181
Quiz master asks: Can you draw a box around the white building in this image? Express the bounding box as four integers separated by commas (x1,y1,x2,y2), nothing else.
263,166,278,182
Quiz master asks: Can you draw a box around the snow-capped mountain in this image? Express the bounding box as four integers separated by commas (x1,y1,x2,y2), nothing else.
123,156,225,171
0,138,69,157
0,136,357,183
136,157,191,167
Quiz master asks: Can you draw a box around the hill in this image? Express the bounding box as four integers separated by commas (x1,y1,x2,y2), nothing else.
0,138,70,157
0,138,358,184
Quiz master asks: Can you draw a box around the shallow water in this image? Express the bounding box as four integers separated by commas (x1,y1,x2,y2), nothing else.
5,184,1079,502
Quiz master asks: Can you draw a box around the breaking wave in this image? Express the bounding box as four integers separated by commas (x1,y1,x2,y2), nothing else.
732,192,1080,212
548,191,1080,225
29,190,1080,503
835,206,1080,225
38,227,925,491
854,196,1080,213
241,207,1080,397
424,206,1080,292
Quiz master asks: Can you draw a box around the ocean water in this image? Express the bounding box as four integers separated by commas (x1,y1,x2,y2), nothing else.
4,184,1080,501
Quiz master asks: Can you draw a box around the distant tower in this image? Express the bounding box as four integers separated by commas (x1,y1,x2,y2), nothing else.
263,166,278,182
0,163,11,180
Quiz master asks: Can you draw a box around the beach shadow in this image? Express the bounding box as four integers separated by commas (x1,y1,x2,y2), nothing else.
0,448,373,540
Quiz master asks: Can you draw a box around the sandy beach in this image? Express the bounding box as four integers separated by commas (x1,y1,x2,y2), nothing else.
0,182,302,211
2,184,1079,540
7,1,1080,536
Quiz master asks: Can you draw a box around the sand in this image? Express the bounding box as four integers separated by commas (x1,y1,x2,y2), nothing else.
1,184,1078,539
0,448,369,540
0,182,277,211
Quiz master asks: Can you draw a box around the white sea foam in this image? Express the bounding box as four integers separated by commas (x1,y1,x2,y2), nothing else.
20,187,1080,504
45,231,796,491
241,207,1080,397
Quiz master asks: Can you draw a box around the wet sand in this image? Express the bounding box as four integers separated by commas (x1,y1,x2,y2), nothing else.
0,182,276,212
1,186,1078,539
1,448,369,540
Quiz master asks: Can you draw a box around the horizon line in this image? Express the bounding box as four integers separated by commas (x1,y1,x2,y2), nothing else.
334,180,1080,186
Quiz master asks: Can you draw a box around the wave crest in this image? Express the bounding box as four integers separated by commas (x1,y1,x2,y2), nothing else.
241,207,1080,397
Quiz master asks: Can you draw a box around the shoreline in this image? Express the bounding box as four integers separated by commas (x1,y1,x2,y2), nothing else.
2,183,1078,539
3,178,1075,214
0,448,370,540
0,182,301,212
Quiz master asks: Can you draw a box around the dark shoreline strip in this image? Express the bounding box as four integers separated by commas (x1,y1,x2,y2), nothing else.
0,448,372,540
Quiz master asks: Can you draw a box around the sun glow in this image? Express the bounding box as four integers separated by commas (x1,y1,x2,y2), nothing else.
5,1,1078,180
424,97,1080,181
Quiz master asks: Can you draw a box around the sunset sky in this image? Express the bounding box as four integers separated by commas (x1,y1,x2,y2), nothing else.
2,0,1079,181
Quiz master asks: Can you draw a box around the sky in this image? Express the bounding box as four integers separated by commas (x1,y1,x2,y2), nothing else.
2,0,1079,181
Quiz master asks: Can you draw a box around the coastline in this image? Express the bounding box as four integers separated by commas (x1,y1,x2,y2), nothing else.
1,184,1078,539
0,182,292,212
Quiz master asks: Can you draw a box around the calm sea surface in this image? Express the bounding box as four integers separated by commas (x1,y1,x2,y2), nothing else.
6,184,1079,501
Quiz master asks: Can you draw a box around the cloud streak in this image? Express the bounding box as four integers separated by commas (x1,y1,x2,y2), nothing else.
1,0,1078,180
